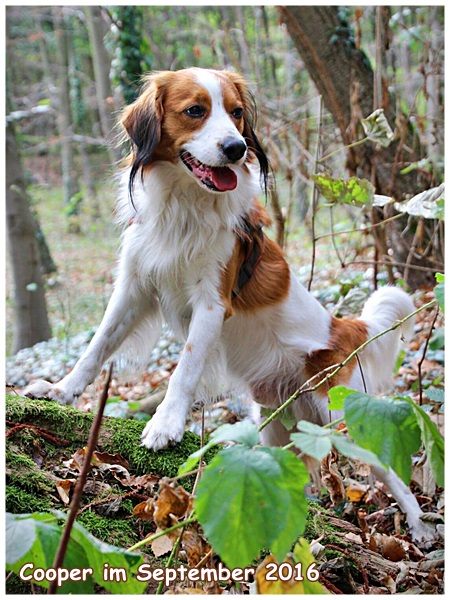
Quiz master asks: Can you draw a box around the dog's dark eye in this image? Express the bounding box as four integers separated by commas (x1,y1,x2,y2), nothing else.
232,107,244,119
184,105,206,118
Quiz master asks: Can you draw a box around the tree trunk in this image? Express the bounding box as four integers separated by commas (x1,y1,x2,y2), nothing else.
6,120,52,353
279,6,443,289
53,6,82,233
84,6,120,164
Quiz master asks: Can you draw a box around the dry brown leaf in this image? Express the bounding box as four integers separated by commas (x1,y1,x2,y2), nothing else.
151,529,173,557
321,450,345,505
91,451,130,469
133,499,155,521
63,447,88,471
116,473,159,489
182,523,211,567
154,480,191,529
56,479,75,505
374,534,406,562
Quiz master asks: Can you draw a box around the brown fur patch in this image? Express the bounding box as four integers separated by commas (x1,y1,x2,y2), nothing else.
220,201,290,318
304,317,368,391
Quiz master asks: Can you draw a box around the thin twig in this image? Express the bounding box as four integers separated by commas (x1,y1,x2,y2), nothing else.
346,258,444,273
329,205,345,268
315,212,404,241
6,421,70,446
47,363,113,595
308,95,322,292
127,515,197,553
417,305,440,406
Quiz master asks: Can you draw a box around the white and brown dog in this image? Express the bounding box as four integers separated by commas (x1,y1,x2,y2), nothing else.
25,68,433,541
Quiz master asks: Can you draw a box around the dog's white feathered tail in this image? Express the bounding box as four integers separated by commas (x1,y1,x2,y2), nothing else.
358,287,415,394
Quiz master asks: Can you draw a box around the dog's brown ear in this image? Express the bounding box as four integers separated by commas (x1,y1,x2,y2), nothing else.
224,71,270,196
121,73,166,197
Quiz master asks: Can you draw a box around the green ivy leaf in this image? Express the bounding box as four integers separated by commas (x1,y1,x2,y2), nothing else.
399,397,445,487
195,445,309,568
361,108,394,147
311,174,375,207
344,393,421,484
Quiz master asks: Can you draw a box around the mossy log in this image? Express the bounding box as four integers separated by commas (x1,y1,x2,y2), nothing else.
6,395,203,541
6,395,207,593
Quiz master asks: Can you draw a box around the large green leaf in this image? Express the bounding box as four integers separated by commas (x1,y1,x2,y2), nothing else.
400,396,445,488
344,393,422,484
6,512,147,594
178,419,260,475
6,513,94,594
291,421,384,469
69,518,146,594
311,174,375,207
195,445,309,568
291,421,332,462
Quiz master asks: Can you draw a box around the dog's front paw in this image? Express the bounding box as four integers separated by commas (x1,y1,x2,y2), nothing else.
23,380,77,405
141,410,185,451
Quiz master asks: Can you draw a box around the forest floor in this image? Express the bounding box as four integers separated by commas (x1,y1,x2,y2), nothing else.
5,177,445,594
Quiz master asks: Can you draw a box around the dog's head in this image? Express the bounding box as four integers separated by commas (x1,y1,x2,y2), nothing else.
121,68,269,197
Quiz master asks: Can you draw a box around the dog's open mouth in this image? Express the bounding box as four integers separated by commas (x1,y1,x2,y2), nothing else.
180,151,238,192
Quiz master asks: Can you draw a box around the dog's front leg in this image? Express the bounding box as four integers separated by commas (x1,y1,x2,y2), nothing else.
141,301,225,451
24,282,161,405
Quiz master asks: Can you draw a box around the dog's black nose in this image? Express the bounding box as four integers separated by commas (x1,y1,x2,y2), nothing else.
221,138,247,162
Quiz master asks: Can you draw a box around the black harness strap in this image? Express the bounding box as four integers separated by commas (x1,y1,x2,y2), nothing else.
232,217,265,299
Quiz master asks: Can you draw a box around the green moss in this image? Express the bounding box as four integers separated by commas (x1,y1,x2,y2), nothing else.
100,417,202,477
6,395,94,443
6,446,54,495
77,511,137,548
6,485,53,514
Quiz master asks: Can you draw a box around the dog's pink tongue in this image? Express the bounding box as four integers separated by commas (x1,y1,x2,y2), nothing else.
210,166,238,191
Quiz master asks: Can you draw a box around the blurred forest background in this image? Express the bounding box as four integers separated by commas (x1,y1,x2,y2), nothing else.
5,5,444,356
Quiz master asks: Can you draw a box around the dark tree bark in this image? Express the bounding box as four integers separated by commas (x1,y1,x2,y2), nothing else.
6,120,52,353
279,6,443,289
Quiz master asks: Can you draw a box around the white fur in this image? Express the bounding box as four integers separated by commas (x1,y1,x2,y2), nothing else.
185,69,247,167
24,69,433,542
